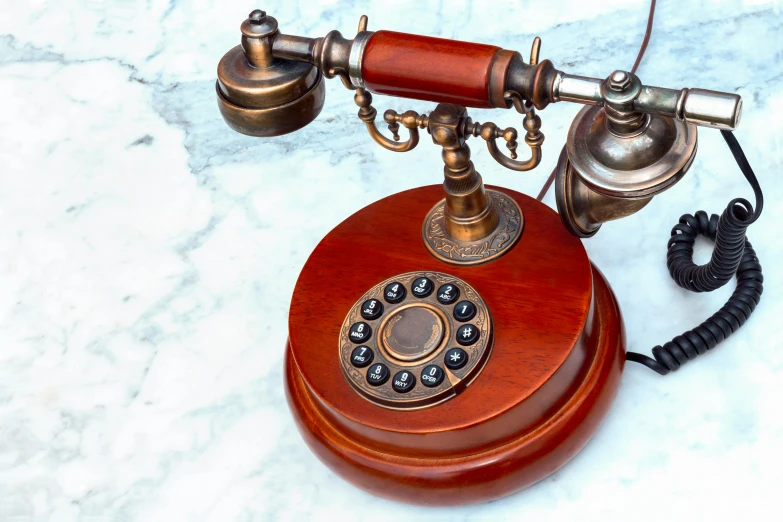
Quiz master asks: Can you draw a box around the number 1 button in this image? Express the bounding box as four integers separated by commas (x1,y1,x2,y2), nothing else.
453,300,476,322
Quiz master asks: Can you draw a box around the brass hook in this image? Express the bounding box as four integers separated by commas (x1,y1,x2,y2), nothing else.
529,36,541,66
468,91,544,171
354,89,425,152
346,15,426,152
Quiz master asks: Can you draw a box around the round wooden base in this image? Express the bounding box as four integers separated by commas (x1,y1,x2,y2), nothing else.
285,185,625,505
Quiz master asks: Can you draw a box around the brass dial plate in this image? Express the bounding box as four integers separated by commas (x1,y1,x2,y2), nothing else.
422,190,524,265
339,271,493,410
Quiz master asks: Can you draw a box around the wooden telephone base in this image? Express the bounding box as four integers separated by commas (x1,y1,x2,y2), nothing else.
285,185,625,505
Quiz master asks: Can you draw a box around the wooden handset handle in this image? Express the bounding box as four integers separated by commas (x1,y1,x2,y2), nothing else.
361,31,521,109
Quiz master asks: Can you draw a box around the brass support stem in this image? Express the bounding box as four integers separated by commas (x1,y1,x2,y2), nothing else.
428,104,498,242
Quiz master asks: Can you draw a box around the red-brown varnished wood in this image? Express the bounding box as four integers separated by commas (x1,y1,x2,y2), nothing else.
285,185,625,505
362,31,499,108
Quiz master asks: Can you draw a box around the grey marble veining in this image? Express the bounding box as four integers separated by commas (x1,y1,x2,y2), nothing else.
1,0,782,520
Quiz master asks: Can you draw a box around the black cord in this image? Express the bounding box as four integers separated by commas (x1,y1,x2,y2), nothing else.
626,131,764,375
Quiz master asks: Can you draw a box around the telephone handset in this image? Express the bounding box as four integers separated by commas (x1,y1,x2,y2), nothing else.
216,8,763,505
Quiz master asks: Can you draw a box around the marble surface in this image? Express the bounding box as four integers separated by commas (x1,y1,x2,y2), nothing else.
1,0,782,520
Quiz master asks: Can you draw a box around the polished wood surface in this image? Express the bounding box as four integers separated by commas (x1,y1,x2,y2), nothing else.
285,186,625,505
362,31,499,108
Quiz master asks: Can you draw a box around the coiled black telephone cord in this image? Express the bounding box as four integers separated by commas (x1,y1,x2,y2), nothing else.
626,130,764,375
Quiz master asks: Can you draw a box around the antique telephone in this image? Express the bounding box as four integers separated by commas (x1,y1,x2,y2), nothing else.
216,9,764,505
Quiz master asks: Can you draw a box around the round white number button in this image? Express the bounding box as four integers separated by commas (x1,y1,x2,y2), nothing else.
392,370,416,393
366,363,390,386
420,365,445,387
453,300,476,322
436,284,460,305
350,346,374,368
411,277,434,298
360,299,383,320
349,322,372,343
384,282,406,303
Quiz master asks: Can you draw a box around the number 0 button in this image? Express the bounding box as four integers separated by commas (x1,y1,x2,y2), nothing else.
349,322,371,343
384,282,406,303
420,365,445,387
453,300,476,322
392,370,416,393
366,363,390,386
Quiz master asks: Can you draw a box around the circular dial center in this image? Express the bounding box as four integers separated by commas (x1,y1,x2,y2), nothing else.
381,305,444,361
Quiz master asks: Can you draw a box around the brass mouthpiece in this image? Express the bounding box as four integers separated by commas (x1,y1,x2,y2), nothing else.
216,11,325,137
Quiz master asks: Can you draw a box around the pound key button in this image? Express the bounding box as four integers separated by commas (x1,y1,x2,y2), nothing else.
384,282,406,303
349,322,372,343
411,277,434,298
456,324,479,346
392,370,416,393
360,299,383,320
366,363,390,386
436,284,460,305
445,348,469,370
420,365,445,387
350,346,374,368
453,300,476,322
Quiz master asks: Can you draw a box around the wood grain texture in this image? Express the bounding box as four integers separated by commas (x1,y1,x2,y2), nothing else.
361,31,499,108
285,186,625,505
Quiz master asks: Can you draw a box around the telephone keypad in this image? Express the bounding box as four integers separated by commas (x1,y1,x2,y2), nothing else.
339,271,493,410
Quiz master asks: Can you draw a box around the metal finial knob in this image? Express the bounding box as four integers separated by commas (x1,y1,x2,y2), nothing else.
249,9,267,22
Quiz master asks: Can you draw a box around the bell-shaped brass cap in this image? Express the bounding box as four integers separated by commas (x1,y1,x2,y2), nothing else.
216,11,324,137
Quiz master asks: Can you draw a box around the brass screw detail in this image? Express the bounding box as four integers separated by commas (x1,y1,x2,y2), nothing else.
608,70,631,92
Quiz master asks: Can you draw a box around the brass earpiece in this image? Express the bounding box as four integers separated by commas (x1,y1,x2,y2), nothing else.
216,10,325,137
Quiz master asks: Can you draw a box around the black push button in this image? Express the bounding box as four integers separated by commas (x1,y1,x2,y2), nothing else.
437,284,460,305
444,348,469,370
456,324,479,346
420,365,445,387
411,277,434,298
360,299,383,320
453,300,476,322
366,363,390,386
392,370,416,393
384,282,406,303
350,346,374,368
349,322,372,343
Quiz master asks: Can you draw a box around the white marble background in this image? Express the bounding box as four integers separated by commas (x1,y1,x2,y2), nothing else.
1,0,782,520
